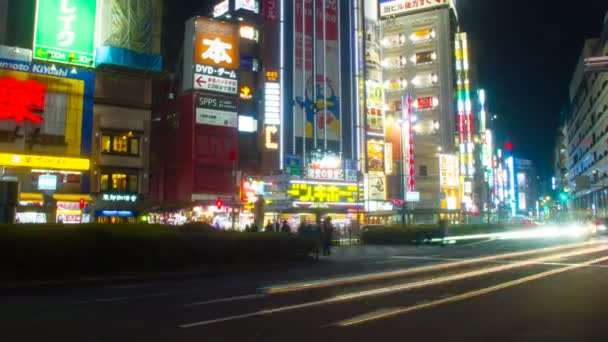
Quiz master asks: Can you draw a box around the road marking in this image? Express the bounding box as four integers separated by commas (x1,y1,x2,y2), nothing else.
180,244,608,328
262,241,604,294
459,239,496,247
336,254,608,326
184,294,266,307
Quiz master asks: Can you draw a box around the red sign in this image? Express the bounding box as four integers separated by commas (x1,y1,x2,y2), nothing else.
0,78,45,124
416,96,434,110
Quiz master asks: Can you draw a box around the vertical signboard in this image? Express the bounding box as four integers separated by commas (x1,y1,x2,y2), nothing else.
184,17,239,93
294,0,341,142
33,0,97,67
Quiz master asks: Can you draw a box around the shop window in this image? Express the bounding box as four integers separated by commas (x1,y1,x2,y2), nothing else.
111,174,127,191
101,133,140,156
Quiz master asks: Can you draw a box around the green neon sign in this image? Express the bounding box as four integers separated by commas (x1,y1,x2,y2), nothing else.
33,0,97,67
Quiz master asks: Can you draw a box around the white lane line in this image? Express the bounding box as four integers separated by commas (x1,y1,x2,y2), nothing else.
71,292,171,305
179,245,608,328
184,294,266,307
459,239,496,247
336,254,608,326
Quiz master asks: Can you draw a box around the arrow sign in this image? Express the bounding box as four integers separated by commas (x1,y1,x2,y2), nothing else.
195,75,206,88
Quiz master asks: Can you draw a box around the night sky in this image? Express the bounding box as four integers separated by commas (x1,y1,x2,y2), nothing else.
458,0,608,178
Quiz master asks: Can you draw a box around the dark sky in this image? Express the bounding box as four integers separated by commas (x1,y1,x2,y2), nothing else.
457,1,608,178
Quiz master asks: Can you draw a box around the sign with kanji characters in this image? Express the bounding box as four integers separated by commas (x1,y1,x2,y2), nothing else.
439,154,459,188
194,74,238,94
0,78,46,124
33,0,97,67
196,93,238,127
194,18,239,69
380,0,450,18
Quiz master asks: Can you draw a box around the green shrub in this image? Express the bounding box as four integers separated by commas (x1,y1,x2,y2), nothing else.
0,224,316,281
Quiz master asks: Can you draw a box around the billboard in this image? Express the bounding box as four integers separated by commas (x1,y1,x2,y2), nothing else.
183,17,239,92
195,93,238,128
33,0,98,67
365,171,386,201
439,154,459,188
294,0,341,141
380,0,449,18
0,57,95,155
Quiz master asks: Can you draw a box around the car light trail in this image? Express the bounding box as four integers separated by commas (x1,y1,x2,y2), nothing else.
337,254,608,326
263,240,603,294
181,243,608,328
430,225,592,244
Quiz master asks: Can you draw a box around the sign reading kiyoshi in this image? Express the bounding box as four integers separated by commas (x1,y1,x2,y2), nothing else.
33,0,97,67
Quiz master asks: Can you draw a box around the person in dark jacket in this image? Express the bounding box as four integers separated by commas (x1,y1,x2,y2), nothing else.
322,217,334,256
281,220,291,233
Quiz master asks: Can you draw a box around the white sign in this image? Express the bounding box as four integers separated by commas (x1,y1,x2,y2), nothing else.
196,108,237,128
235,0,259,13
380,0,449,18
194,73,238,94
213,0,229,17
439,154,459,188
38,174,58,191
264,82,281,125
406,191,420,202
365,172,386,201
238,115,257,132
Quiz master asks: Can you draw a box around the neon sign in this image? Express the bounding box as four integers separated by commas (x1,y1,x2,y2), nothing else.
0,78,46,124
307,153,344,180
287,183,359,203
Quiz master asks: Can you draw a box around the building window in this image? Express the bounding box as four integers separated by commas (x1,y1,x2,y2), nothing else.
100,133,140,156
100,172,139,192
419,165,428,177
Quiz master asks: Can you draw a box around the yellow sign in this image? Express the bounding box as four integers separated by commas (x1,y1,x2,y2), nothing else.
0,153,90,171
266,71,279,81
287,183,359,203
265,125,278,150
240,85,253,99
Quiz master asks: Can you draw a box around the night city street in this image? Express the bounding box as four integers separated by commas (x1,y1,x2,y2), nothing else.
4,236,608,341
2,0,608,341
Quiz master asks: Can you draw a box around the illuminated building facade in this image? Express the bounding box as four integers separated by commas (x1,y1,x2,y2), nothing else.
379,0,459,212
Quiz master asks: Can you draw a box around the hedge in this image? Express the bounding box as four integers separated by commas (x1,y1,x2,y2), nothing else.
361,224,506,245
0,224,317,282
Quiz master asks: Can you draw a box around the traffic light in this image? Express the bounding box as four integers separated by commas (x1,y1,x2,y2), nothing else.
216,197,223,210
559,192,569,202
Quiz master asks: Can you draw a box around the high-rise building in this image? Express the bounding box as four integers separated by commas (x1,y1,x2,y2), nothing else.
378,0,459,215
566,12,608,216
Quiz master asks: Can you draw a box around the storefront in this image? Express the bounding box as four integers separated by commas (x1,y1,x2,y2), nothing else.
92,192,141,223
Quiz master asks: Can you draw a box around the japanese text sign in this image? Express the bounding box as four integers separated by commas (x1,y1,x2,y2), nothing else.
33,0,97,67
194,18,239,70
0,78,46,124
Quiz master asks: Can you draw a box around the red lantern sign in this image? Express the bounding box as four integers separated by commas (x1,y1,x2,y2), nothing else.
0,78,46,124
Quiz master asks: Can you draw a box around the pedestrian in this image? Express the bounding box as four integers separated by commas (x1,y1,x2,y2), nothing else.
439,218,448,246
265,220,274,232
322,217,334,256
281,220,291,233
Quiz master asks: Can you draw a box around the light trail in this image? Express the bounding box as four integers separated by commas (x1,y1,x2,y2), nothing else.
431,225,591,244
337,254,608,326
263,241,603,294
181,243,608,328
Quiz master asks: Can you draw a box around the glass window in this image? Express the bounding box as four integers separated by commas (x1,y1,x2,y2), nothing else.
100,174,109,191
129,138,139,155
113,136,129,153
128,175,138,192
111,174,127,191
101,135,111,153
419,165,428,177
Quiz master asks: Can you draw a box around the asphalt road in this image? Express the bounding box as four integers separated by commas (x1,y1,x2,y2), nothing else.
3,235,608,341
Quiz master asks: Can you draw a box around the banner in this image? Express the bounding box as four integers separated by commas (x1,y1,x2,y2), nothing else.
294,0,340,141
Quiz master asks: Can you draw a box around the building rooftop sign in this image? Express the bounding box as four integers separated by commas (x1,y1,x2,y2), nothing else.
380,0,450,18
